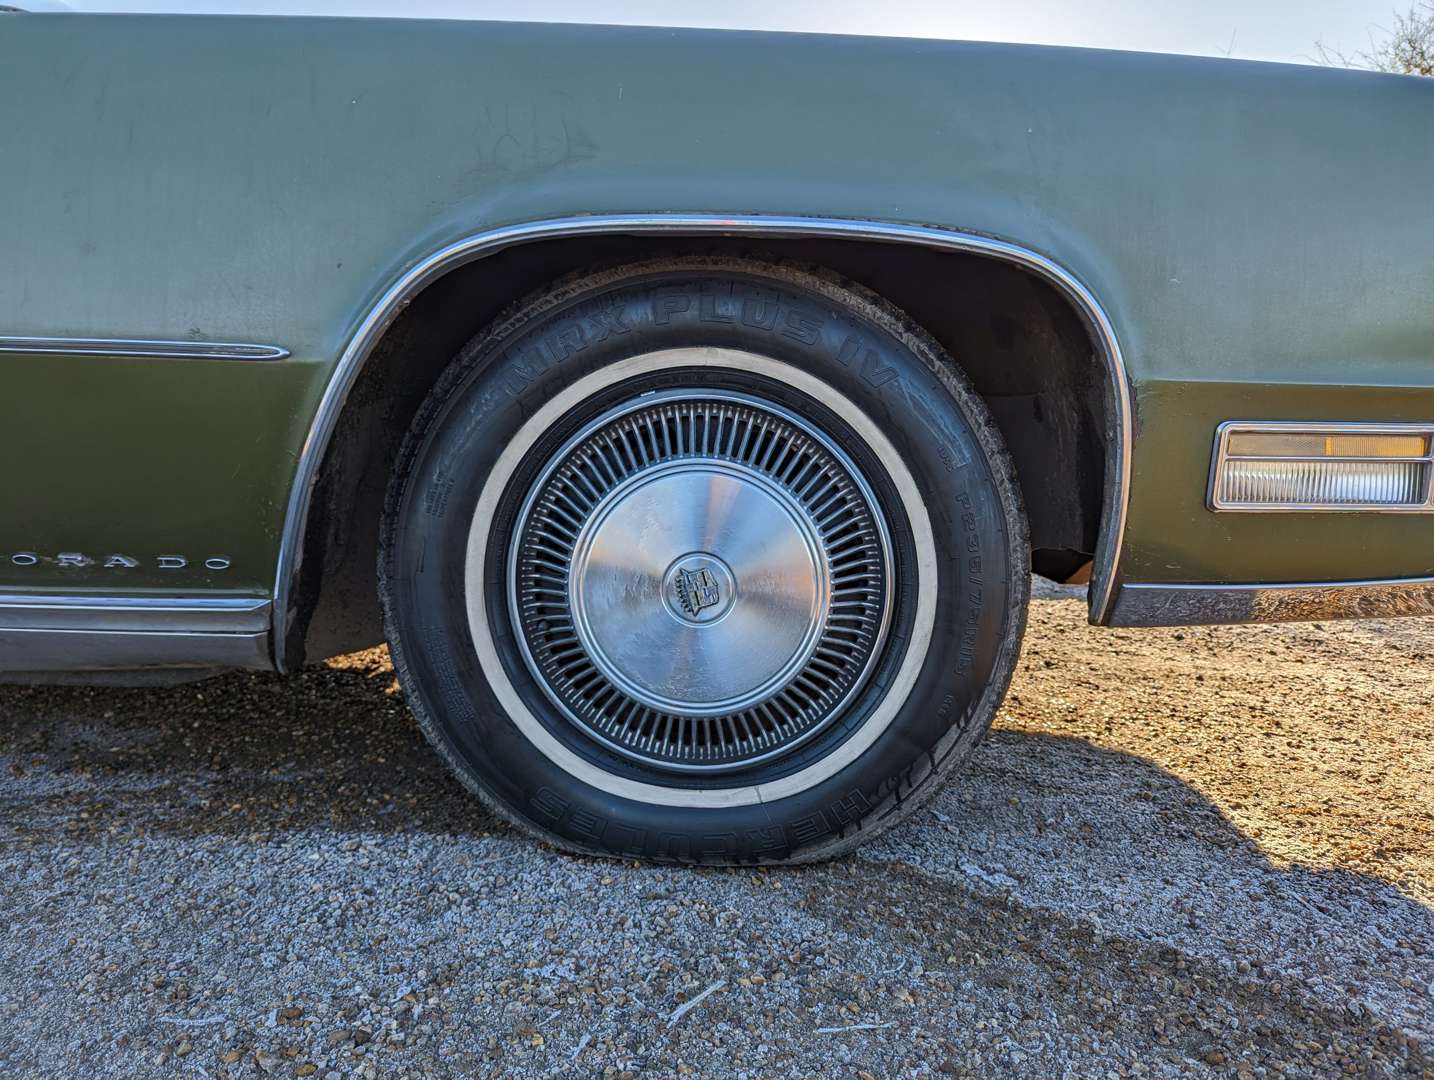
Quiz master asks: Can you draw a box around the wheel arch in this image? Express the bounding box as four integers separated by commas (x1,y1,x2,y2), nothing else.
275,215,1133,671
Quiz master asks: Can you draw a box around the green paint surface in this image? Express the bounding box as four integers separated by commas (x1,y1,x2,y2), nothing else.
1,16,1430,592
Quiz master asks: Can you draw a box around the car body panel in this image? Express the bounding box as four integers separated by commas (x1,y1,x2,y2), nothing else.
1131,380,1434,582
1,15,1431,652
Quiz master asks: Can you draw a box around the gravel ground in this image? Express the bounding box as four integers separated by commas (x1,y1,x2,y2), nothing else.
1,582,1431,1079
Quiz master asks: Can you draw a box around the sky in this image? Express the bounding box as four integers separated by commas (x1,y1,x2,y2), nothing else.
16,0,1409,67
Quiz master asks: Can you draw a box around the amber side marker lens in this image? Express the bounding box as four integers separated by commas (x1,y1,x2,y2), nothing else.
1210,423,1434,511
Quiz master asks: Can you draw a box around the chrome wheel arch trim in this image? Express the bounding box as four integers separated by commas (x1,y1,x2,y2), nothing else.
462,349,937,808
272,212,1134,669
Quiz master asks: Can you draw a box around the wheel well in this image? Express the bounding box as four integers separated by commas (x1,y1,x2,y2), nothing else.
293,234,1109,663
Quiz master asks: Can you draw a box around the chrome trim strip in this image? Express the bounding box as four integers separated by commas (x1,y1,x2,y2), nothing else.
0,336,290,361
0,595,271,632
0,594,273,672
272,213,1135,667
0,628,271,672
1208,420,1434,512
1107,578,1434,628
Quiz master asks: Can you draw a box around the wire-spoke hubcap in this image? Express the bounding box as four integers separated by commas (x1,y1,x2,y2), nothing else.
511,388,893,773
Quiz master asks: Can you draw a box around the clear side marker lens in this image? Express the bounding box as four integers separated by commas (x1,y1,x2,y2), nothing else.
1210,424,1434,511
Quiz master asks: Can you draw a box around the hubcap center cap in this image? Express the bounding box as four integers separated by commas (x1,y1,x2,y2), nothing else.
568,462,826,716
662,553,736,625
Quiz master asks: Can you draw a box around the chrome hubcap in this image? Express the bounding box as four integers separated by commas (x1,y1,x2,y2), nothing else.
569,461,829,717
511,388,892,772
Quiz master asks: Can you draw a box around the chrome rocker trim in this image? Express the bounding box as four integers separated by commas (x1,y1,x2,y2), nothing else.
272,213,1135,669
1106,578,1434,627
0,336,290,361
0,596,273,672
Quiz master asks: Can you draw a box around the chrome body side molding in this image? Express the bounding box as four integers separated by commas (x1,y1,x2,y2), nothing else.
271,213,1135,669
0,595,273,672
1106,578,1434,627
0,629,271,674
0,336,290,361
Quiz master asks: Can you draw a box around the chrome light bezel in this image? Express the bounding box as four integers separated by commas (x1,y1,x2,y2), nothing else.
1208,420,1434,513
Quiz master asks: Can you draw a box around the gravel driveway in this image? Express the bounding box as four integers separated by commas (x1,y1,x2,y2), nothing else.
1,583,1430,1078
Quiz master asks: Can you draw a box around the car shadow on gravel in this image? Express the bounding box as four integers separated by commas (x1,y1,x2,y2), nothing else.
0,649,496,842
870,730,1434,1042
2,646,1432,950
